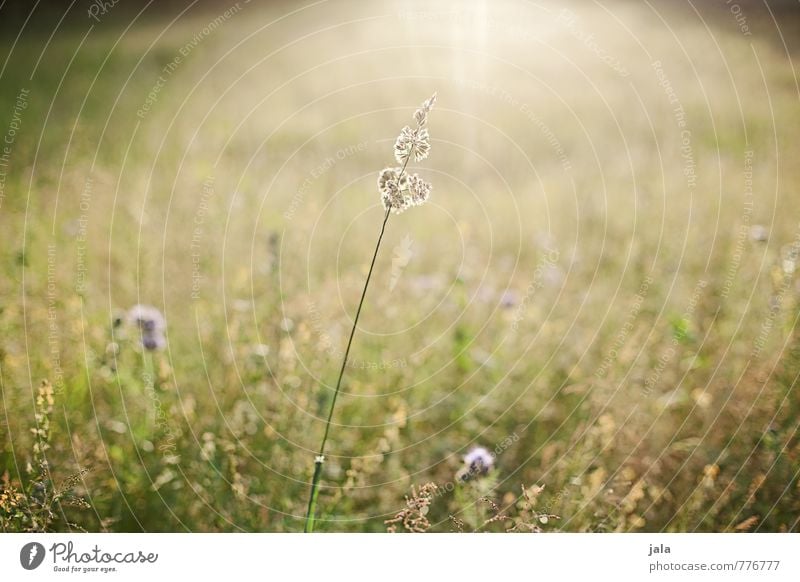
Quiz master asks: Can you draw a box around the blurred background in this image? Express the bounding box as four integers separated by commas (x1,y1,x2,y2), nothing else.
0,0,799,532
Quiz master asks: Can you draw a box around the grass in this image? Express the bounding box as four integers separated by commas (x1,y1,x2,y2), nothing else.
1,0,799,532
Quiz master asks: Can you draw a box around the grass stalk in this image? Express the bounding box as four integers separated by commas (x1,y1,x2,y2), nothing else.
303,200,396,532
302,92,432,530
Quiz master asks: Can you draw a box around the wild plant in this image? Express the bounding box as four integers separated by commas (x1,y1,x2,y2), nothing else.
0,380,90,532
303,93,437,532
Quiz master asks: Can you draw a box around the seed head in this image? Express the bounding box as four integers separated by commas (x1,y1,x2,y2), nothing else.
378,166,407,193
378,167,412,213
380,92,437,212
414,92,437,126
407,173,432,206
394,126,431,164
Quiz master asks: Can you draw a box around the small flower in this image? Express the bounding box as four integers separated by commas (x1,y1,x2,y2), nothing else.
407,173,432,206
458,446,494,481
500,290,520,309
394,126,431,164
128,304,165,333
128,304,166,351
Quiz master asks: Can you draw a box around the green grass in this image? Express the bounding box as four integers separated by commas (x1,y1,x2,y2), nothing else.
1,0,799,532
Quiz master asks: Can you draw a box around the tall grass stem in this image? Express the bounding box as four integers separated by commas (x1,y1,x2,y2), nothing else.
303,191,400,531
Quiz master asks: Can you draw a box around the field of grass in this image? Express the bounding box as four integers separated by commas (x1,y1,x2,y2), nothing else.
1,0,799,532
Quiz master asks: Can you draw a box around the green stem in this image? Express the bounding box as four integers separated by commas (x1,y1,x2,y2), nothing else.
303,202,394,532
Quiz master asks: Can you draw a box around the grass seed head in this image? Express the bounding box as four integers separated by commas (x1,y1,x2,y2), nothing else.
381,93,437,213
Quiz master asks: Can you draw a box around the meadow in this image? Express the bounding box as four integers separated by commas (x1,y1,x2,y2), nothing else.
1,0,799,532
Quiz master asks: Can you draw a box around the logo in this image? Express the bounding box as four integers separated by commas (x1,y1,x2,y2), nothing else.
20,542,46,570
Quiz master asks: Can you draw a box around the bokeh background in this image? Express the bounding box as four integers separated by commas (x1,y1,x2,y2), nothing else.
1,0,799,532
